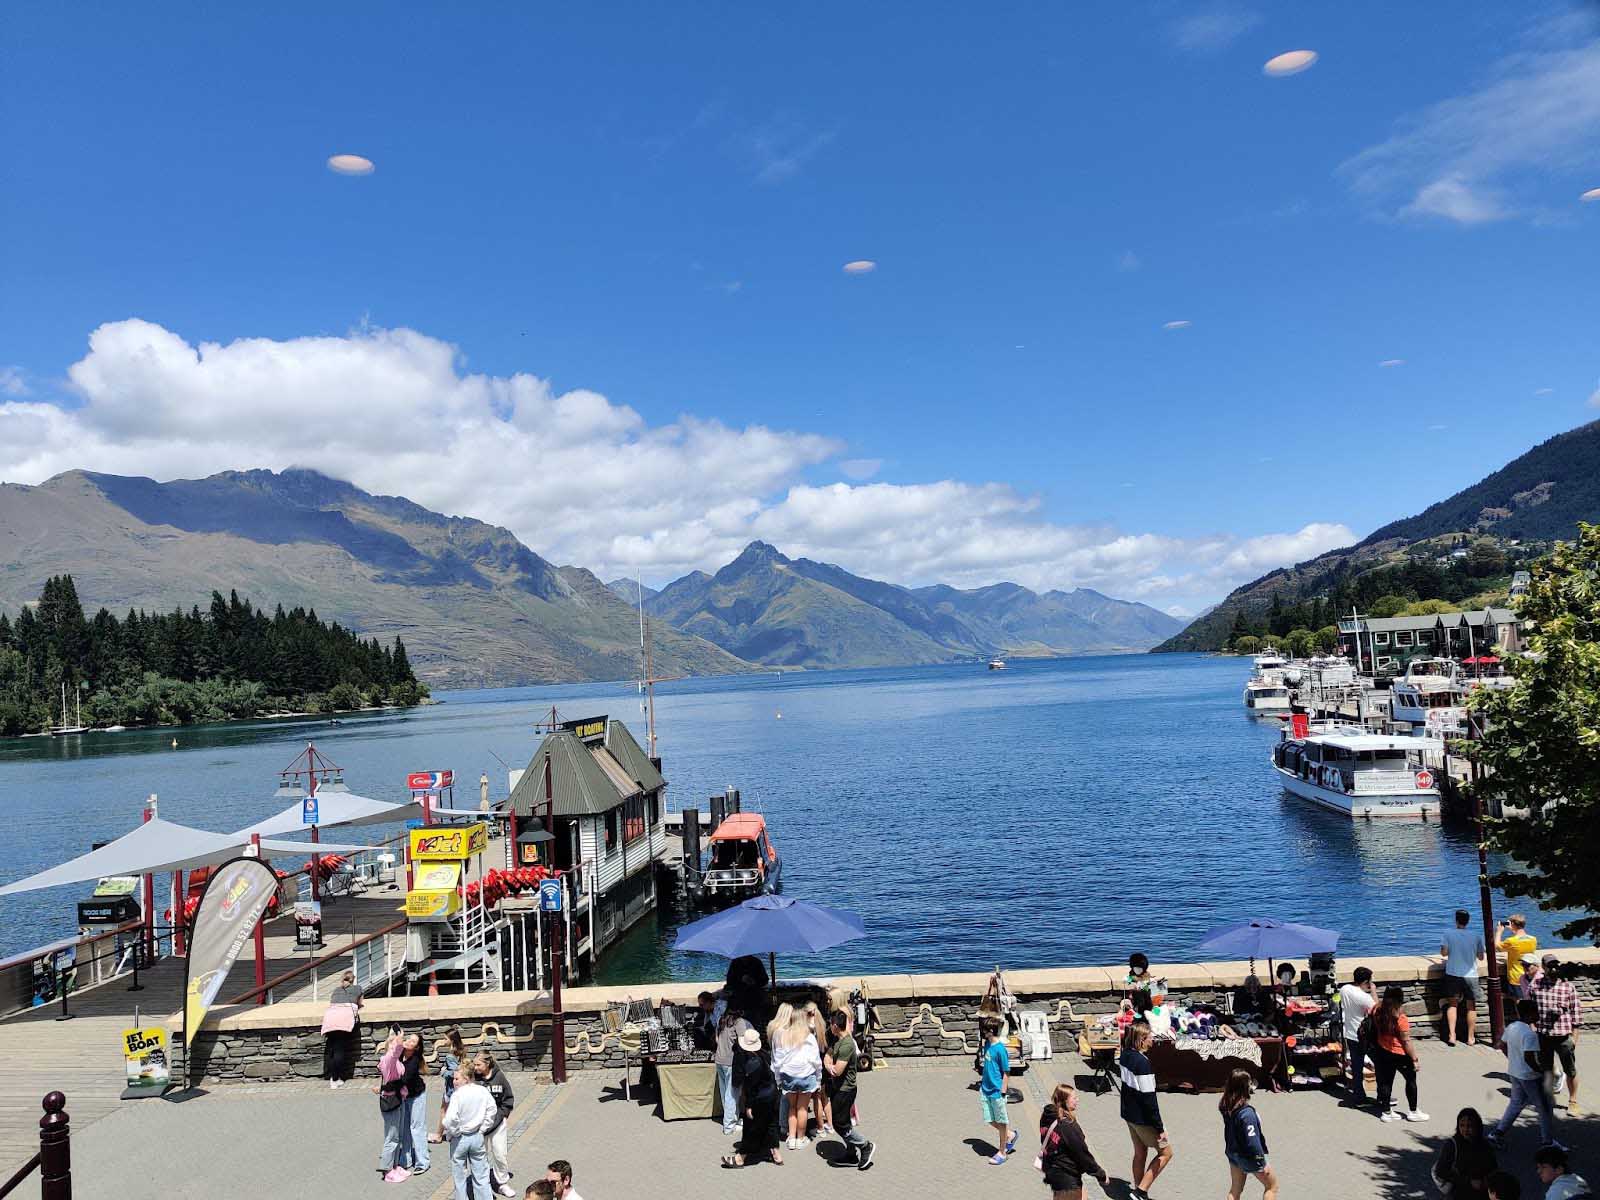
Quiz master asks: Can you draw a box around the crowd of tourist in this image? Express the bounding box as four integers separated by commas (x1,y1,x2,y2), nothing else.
323,914,1594,1198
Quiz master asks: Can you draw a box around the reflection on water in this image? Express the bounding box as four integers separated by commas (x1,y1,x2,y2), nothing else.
0,656,1579,978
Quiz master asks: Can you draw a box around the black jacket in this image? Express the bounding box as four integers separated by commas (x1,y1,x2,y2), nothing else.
481,1066,514,1134
735,1046,776,1106
398,1051,425,1098
1039,1105,1101,1186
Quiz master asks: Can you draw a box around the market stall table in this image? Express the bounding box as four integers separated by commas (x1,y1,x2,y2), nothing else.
654,1061,722,1121
1146,1035,1283,1092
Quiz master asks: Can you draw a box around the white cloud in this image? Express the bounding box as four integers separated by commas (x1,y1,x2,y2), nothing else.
838,458,882,481
326,154,375,176
1163,320,1192,330
1589,381,1600,407
1168,6,1261,53
0,367,27,397
1535,387,1555,395
1379,358,1406,368
0,319,1355,613
743,120,835,184
1262,50,1318,77
1340,37,1600,225
842,260,876,275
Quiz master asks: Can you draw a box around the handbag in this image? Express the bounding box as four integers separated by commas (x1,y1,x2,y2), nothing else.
1034,1118,1060,1172
321,1002,357,1034
378,1089,402,1113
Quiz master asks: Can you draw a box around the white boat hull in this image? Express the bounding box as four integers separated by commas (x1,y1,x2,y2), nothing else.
1273,765,1440,819
1244,694,1291,711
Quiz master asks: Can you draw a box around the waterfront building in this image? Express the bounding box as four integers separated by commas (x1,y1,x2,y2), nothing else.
1510,570,1531,597
1336,607,1522,675
507,715,666,975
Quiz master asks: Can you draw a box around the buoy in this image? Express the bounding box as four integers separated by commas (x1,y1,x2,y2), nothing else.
775,711,782,719
170,737,178,748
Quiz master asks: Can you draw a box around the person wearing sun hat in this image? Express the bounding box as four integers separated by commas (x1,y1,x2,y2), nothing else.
722,1026,782,1168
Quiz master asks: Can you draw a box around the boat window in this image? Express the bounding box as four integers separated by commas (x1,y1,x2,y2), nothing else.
711,839,759,869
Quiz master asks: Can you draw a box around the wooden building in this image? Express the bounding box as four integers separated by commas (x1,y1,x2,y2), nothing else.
507,715,666,974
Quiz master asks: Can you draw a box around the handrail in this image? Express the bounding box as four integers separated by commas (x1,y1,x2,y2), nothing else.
225,916,407,1006
0,1152,40,1199
0,919,144,972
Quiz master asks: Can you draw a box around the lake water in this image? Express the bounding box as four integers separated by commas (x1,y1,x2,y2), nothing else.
0,654,1573,984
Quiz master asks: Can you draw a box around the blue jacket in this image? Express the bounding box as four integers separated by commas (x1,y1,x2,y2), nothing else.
1223,1103,1268,1159
1118,1047,1162,1132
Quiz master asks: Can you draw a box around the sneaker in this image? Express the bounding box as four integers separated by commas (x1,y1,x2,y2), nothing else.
382,1167,410,1184
1544,1139,1570,1153
857,1141,875,1171
1379,1109,1402,1122
988,1151,1008,1165
1402,1110,1430,1123
496,1186,517,1198
410,1164,430,1176
796,1136,810,1148
1570,1100,1585,1117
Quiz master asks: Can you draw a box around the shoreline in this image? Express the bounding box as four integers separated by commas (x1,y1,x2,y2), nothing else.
11,698,438,742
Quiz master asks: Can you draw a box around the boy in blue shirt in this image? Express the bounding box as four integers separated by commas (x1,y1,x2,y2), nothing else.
979,1017,1015,1165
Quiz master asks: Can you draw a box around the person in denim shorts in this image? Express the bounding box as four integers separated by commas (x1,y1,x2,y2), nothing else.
1220,1069,1277,1200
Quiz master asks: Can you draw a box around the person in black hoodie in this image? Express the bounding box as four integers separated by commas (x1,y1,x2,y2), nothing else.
722,1027,783,1168
1038,1082,1107,1199
1119,1022,1172,1200
397,1034,431,1176
474,1050,517,1198
1219,1069,1277,1200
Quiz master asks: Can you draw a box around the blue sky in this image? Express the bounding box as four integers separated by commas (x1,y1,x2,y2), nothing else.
3,2,1599,613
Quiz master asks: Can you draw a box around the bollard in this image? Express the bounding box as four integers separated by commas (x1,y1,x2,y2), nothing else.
708,793,726,834
39,1091,70,1200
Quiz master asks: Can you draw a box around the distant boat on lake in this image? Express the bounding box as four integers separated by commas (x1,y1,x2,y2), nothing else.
987,658,1007,671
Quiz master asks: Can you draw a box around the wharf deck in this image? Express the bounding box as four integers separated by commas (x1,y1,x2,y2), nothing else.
0,879,410,1171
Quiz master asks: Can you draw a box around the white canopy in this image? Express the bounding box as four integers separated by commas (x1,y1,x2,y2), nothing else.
231,791,422,839
0,817,369,897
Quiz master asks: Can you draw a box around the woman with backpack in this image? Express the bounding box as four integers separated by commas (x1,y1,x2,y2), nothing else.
1220,1068,1277,1200
1038,1082,1107,1199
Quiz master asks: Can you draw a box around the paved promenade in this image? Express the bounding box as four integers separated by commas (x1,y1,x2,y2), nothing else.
55,1039,1600,1198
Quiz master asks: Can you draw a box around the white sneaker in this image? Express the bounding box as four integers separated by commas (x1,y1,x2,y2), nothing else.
1402,1110,1430,1122
1379,1109,1401,1122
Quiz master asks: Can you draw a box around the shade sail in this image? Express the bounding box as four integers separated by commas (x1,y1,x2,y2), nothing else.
0,817,369,897
232,791,422,838
1195,918,1340,961
673,896,866,958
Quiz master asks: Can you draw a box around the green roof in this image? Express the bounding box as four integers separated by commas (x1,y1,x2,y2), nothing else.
509,719,665,819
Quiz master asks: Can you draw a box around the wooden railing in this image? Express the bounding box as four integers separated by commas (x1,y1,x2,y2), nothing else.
225,917,407,1006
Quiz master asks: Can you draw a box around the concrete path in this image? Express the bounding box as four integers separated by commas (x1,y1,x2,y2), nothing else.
41,1040,1599,1199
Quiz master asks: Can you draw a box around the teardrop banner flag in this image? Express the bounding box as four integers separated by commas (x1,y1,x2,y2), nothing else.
182,856,280,1086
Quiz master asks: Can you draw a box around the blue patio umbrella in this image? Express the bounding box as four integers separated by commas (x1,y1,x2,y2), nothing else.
1196,918,1340,963
673,895,866,981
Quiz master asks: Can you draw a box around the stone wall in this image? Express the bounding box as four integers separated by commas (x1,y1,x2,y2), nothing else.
177,951,1600,1085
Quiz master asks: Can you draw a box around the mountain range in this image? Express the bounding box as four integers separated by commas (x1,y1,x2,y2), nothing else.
0,469,1182,686
1155,418,1600,652
625,541,1183,667
0,469,749,688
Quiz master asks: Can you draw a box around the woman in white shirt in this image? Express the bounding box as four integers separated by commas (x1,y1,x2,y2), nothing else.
442,1065,495,1200
771,1010,823,1150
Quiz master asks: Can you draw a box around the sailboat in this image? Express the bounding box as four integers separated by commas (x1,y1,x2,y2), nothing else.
49,682,88,736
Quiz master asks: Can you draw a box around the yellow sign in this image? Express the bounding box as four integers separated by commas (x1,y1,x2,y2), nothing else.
414,862,460,889
409,823,487,861
122,1026,171,1093
406,889,461,921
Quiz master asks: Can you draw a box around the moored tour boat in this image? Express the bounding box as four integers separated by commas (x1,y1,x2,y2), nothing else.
1243,677,1292,712
700,812,782,906
987,658,1007,670
1272,723,1443,819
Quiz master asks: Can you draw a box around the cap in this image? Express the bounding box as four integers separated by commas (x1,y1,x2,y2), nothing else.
1542,952,1560,966
737,1028,762,1052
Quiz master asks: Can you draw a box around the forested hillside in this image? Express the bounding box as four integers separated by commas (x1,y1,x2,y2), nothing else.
0,575,426,735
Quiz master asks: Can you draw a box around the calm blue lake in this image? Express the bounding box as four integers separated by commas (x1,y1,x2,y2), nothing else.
0,654,1573,983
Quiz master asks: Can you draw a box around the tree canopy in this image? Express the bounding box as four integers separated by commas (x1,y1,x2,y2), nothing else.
1467,523,1600,940
0,575,427,735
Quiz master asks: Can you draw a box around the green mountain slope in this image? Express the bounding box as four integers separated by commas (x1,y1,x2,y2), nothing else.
1154,420,1600,653
646,542,1184,667
0,470,753,687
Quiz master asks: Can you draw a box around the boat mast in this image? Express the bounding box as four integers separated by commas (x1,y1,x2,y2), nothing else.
636,576,658,760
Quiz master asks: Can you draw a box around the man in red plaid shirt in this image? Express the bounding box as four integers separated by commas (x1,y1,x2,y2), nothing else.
1531,952,1582,1116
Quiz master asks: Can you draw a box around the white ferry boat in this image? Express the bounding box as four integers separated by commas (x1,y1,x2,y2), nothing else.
1271,726,1442,818
987,657,1007,671
1243,677,1292,711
